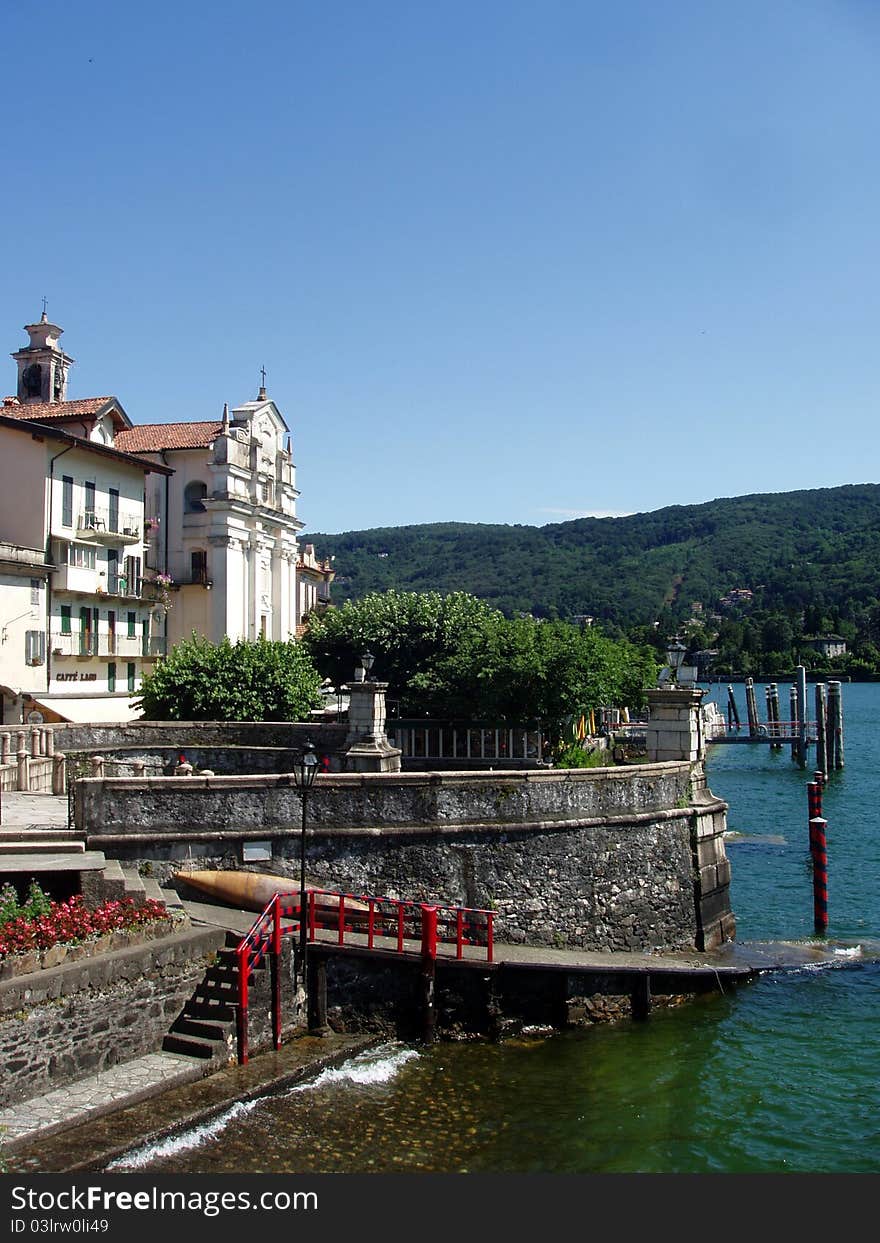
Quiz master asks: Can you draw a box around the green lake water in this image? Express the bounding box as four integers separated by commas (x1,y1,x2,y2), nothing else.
112,682,880,1174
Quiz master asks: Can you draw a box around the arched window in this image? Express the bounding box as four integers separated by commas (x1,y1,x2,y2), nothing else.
184,481,208,512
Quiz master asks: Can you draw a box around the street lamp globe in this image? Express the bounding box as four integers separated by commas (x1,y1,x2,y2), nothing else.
665,641,687,684
293,740,319,791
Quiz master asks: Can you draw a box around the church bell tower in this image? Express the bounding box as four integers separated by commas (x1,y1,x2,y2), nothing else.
12,308,74,404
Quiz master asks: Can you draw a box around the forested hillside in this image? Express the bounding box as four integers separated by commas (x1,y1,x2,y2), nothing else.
307,483,880,677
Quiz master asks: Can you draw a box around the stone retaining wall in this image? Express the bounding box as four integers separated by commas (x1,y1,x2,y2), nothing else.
50,721,345,753
77,762,734,952
0,926,225,1108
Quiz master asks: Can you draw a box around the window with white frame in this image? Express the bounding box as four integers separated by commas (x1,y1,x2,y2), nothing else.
25,630,46,665
67,543,97,569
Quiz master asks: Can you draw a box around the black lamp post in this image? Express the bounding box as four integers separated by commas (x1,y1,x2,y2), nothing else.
292,741,320,982
361,651,375,677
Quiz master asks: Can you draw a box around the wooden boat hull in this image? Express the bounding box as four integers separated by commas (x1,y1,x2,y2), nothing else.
178,869,368,916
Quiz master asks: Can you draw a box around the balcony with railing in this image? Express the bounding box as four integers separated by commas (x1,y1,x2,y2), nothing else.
76,510,141,545
49,632,98,658
50,632,165,660
52,563,102,594
96,574,143,600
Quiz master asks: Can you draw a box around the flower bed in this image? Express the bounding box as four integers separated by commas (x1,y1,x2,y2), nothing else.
0,894,174,977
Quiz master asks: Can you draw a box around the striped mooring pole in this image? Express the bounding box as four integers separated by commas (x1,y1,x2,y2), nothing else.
807,774,828,932
807,771,824,835
809,813,829,934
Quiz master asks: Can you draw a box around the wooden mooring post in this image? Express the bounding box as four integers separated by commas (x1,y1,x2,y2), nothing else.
766,683,782,750
727,684,741,731
745,678,760,737
814,684,828,780
827,680,844,770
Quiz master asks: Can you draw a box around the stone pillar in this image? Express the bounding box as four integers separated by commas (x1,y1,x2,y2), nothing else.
30,728,40,758
689,800,736,950
645,687,706,763
52,752,66,795
89,754,105,779
343,680,402,773
44,728,55,757
17,748,29,791
0,732,9,763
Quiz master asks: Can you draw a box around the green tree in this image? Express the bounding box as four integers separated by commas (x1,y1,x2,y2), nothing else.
304,591,657,730
135,634,324,721
302,590,502,699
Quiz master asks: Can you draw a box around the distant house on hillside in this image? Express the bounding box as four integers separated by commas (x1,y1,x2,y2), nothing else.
807,635,847,660
719,588,754,609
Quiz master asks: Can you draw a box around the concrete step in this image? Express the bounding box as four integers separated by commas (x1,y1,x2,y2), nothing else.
0,838,85,854
120,866,146,907
186,999,237,1023
157,883,186,914
0,850,106,874
97,858,126,902
0,828,81,843
169,1015,231,1043
162,1031,224,1060
194,977,239,1002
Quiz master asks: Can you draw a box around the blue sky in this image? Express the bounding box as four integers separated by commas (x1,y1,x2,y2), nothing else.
2,1,880,536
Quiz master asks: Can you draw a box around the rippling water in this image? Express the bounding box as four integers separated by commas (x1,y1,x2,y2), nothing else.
113,682,880,1174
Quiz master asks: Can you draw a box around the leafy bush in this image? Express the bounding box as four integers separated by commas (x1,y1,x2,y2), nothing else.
552,742,610,769
0,880,53,927
135,634,324,721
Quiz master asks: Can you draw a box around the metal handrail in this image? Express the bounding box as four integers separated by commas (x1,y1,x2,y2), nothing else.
234,887,495,1063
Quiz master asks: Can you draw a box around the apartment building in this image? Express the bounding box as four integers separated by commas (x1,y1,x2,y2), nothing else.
0,315,171,723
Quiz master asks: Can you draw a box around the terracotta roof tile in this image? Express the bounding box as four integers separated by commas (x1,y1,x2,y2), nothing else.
115,422,224,452
3,397,114,420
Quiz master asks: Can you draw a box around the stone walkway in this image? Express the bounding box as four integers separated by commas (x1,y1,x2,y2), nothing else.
0,790,70,830
4,1034,380,1173
0,1053,205,1149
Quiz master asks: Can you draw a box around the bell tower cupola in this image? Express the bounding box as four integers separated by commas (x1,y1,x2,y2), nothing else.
12,306,74,404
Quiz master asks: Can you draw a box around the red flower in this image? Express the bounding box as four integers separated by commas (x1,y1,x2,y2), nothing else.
0,894,169,960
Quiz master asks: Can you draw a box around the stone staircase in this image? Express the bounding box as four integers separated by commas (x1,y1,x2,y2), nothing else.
0,823,174,912
162,931,248,1064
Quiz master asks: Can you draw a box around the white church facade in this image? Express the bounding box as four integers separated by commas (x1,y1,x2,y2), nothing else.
116,390,333,648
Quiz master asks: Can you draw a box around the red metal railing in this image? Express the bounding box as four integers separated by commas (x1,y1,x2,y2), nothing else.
235,888,494,1063
305,888,494,961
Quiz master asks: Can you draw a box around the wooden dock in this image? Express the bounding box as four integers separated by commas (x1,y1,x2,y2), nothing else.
709,670,844,772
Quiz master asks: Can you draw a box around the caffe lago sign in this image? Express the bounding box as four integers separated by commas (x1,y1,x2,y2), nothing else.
55,672,98,682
